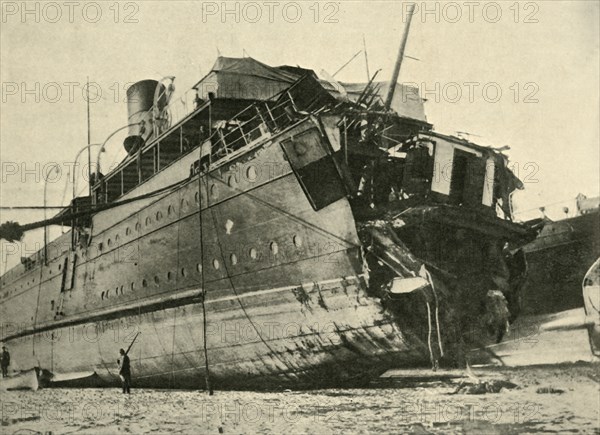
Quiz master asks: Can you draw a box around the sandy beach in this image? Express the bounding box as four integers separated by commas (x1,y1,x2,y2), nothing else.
1,363,598,434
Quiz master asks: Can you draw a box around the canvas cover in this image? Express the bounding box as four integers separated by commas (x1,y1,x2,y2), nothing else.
194,57,298,101
194,57,427,122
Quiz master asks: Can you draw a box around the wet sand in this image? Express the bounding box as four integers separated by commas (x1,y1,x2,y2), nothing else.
1,363,598,434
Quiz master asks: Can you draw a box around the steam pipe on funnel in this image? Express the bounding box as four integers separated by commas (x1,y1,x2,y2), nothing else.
384,3,416,111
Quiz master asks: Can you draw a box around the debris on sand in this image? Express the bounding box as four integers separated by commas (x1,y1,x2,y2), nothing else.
536,386,565,394
451,379,518,395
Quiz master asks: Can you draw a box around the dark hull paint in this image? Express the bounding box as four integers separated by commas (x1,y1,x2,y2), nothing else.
521,211,600,315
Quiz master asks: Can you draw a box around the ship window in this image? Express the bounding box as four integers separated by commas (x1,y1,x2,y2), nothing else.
270,242,279,255
196,263,202,273
98,242,103,252
115,235,120,243
181,198,188,210
195,192,200,203
228,175,237,187
154,276,160,285
168,205,174,216
181,267,187,277
145,217,151,226
101,291,105,300
249,248,258,260
140,147,155,182
107,239,112,247
210,184,218,199
230,254,238,265
142,279,148,288
159,128,181,169
126,227,131,236
449,149,485,207
156,211,162,221
58,264,61,271
135,223,141,232
293,235,303,248
212,259,220,270
120,285,123,294
115,287,118,296
167,271,172,281
131,282,135,291
280,128,346,211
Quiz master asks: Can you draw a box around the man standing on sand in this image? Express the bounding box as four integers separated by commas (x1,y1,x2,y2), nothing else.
1,346,10,378
118,348,131,394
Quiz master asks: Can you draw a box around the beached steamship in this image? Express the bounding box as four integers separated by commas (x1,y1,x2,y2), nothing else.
0,56,535,389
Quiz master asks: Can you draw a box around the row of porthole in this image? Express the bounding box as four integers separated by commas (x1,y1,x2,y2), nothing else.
90,172,263,256
6,235,303,301
97,235,304,300
100,266,192,300
97,190,204,254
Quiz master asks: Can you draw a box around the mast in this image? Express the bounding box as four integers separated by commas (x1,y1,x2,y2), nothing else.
384,3,415,110
86,77,92,196
362,34,371,81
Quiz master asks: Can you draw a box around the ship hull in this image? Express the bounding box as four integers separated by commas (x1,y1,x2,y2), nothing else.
520,211,600,315
6,274,426,390
0,96,533,388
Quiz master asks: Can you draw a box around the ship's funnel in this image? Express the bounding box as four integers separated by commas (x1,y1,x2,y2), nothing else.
123,79,167,155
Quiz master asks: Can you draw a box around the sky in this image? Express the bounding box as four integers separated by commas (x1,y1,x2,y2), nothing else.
1,0,599,272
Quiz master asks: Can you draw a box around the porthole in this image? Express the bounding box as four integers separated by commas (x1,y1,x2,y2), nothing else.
107,239,112,247
156,211,162,221
101,291,105,300
246,166,258,181
167,271,172,281
293,235,303,248
115,235,120,243
181,198,188,209
131,282,135,291
145,217,151,226
196,263,202,273
115,287,119,296
105,290,109,299
181,267,187,277
230,253,238,265
154,276,160,285
210,184,218,198
135,223,141,232
168,205,174,216
98,242,103,252
249,248,258,260
270,242,279,255
195,192,200,203
126,227,131,236
142,279,148,288
212,259,220,270
228,175,237,187
120,285,124,295
58,264,62,271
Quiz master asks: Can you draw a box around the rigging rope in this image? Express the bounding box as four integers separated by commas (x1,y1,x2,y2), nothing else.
197,143,213,395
